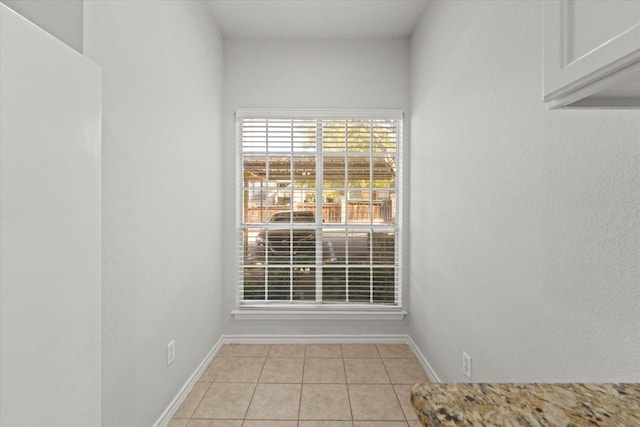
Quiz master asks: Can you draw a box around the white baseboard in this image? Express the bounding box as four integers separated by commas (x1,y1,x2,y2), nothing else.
154,333,439,426
221,333,410,344
152,336,225,427
222,333,440,382
407,335,441,383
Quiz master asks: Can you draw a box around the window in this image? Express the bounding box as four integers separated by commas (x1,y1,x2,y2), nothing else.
237,110,402,310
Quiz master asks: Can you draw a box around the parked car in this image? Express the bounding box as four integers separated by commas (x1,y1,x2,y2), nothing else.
253,210,316,265
247,210,395,301
252,209,396,263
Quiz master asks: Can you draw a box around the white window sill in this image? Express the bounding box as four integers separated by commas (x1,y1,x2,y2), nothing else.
230,308,408,321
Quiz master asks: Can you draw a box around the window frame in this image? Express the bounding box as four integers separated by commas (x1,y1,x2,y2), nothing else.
234,109,405,319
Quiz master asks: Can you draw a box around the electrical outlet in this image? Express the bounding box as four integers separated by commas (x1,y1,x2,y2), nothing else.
462,351,472,380
167,340,176,366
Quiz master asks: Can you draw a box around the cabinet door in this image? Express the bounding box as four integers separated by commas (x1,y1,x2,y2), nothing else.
543,0,640,108
0,4,101,426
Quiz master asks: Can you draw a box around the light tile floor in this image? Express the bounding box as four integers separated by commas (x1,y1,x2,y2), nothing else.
169,343,430,427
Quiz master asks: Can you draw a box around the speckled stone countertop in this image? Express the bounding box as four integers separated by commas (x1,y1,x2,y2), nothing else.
411,383,640,426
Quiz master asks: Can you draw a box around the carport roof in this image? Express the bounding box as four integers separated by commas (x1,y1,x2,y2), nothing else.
244,155,396,181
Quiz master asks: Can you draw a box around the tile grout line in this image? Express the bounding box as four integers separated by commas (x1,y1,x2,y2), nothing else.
243,344,270,423
341,345,356,424
182,373,216,420
344,353,355,424
170,343,425,426
298,351,306,423
299,343,306,425
194,382,214,419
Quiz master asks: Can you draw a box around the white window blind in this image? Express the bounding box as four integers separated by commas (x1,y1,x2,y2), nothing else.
237,110,402,309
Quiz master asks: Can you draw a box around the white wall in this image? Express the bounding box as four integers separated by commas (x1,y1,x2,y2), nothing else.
0,0,83,52
0,5,101,426
409,0,640,382
83,2,225,425
223,39,411,335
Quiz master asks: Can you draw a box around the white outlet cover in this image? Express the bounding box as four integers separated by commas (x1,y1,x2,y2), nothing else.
462,351,472,380
168,340,176,366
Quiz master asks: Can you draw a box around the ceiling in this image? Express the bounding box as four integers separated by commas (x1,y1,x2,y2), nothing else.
205,0,430,40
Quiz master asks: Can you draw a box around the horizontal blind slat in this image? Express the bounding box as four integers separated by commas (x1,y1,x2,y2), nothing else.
238,112,401,308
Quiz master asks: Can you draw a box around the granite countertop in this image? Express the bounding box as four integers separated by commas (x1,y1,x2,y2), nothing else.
411,383,640,426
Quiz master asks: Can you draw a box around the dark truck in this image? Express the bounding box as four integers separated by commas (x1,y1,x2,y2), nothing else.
253,210,371,265
247,210,395,302
253,210,318,265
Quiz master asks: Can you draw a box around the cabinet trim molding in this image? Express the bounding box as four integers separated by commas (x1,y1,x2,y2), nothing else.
543,0,640,108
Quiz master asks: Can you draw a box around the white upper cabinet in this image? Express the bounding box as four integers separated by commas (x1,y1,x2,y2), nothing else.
543,0,640,108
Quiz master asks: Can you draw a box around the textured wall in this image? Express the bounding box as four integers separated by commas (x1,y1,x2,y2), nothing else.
409,0,640,382
222,39,411,335
84,2,225,425
1,5,100,425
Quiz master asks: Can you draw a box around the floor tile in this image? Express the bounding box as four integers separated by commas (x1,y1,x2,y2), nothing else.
392,384,418,421
303,358,345,383
341,344,380,358
299,384,352,420
218,344,271,358
214,357,265,383
187,420,243,427
167,419,189,427
353,422,408,427
192,383,256,419
348,384,405,421
344,358,389,384
376,344,413,358
246,383,302,420
268,344,306,358
198,357,226,383
382,358,429,385
173,383,211,418
171,342,431,426
299,422,354,427
259,357,304,383
243,421,297,427
305,344,342,358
